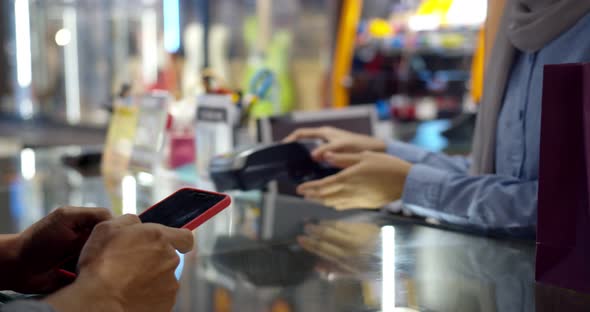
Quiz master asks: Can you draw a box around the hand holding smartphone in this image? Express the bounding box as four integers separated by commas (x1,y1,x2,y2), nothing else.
59,188,231,277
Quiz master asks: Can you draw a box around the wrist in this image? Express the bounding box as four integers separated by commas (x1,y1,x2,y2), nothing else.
44,273,124,312
388,161,413,201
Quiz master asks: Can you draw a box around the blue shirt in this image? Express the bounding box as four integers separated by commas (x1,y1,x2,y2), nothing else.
388,13,590,235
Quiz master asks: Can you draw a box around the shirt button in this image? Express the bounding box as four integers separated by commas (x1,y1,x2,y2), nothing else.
519,110,524,120
509,23,518,30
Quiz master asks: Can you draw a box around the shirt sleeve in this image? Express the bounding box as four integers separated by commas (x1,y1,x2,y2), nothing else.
386,140,471,174
0,301,56,312
400,164,537,235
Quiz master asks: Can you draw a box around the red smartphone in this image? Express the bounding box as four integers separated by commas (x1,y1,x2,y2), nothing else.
58,188,231,278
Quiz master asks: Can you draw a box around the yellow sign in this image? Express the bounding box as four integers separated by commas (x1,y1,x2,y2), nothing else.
101,103,139,215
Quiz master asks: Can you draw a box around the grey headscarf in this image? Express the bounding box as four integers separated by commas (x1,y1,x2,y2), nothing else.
470,0,590,174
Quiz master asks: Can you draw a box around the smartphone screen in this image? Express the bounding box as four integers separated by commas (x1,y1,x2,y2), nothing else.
140,188,226,228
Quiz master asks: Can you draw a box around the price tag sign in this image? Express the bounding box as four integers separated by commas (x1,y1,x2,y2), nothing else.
101,103,139,181
101,100,139,215
195,94,238,178
129,92,170,172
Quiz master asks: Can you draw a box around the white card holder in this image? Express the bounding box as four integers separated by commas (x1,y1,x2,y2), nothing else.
195,94,238,179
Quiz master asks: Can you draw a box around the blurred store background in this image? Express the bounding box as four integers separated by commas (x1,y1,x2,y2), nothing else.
0,0,497,152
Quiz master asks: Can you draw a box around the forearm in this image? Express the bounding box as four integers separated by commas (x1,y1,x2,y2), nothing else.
0,235,23,291
386,140,470,174
400,164,537,235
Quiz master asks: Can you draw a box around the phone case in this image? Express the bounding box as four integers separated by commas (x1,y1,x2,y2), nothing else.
140,187,232,231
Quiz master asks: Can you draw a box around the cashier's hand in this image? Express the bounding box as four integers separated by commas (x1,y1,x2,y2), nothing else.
45,214,194,312
283,127,387,161
297,151,412,210
7,207,112,294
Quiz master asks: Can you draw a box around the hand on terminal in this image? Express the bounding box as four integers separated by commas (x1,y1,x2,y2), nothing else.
283,127,387,162
43,214,194,312
297,151,412,210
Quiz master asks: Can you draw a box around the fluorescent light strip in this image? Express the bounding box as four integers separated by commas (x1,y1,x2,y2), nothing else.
15,0,32,88
163,0,180,53
20,148,36,180
381,226,396,312
122,175,137,215
141,9,158,85
63,7,81,124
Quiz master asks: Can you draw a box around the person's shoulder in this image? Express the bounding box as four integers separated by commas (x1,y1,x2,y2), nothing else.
558,10,590,42
570,13,590,60
544,12,590,61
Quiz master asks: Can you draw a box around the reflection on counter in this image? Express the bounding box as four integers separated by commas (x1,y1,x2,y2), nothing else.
181,207,537,311
2,146,590,311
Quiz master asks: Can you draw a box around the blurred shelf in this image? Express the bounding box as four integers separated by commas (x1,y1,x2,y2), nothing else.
0,115,106,148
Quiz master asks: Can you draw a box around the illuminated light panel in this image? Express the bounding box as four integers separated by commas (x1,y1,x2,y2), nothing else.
141,9,158,84
15,0,32,88
63,7,81,124
122,175,137,215
20,148,36,180
163,0,181,53
381,226,396,312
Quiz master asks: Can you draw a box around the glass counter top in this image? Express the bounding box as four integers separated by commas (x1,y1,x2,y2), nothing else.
0,146,587,312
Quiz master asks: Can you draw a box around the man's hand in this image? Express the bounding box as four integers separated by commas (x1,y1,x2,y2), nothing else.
44,214,194,312
4,207,112,293
297,151,412,210
283,127,387,161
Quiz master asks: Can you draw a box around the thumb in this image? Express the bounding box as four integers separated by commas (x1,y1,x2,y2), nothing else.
324,152,362,169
